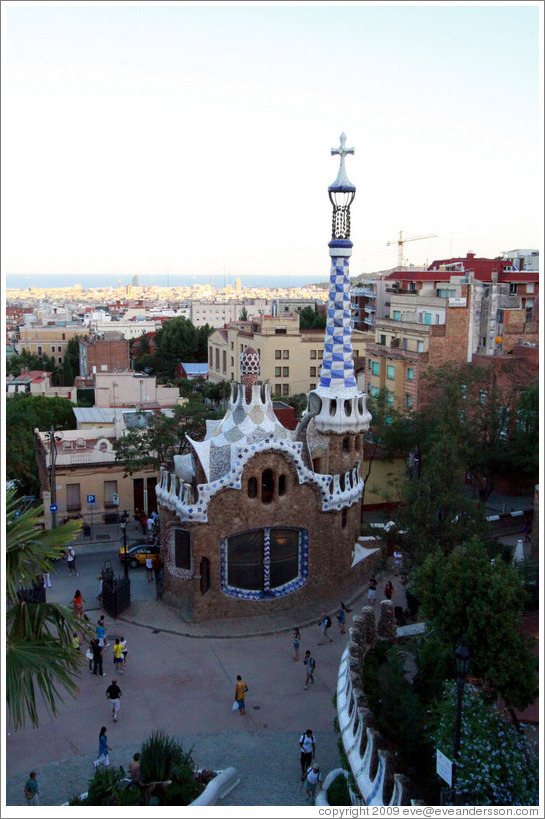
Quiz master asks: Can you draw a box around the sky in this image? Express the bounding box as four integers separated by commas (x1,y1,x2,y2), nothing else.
1,1,543,283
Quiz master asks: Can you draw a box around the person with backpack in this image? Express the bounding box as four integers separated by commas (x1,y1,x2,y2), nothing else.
303,651,316,690
336,603,346,634
299,729,316,780
319,613,333,643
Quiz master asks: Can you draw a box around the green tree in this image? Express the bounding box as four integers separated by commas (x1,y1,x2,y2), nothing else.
413,538,538,713
113,402,209,475
299,305,326,330
63,336,81,379
153,318,212,378
239,306,248,321
6,489,89,728
6,394,76,495
61,356,74,387
7,348,57,378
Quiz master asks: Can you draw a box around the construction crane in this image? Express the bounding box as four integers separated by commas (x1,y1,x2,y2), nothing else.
386,230,437,268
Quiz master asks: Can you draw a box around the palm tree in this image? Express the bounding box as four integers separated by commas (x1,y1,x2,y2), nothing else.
6,488,91,728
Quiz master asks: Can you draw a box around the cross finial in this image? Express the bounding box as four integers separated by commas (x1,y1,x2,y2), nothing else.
329,132,355,190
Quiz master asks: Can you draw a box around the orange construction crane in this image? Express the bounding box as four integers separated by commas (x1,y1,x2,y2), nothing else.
386,230,437,268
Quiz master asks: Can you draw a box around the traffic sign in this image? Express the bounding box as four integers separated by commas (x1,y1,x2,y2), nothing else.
87,494,96,504
14,510,21,518
49,504,58,513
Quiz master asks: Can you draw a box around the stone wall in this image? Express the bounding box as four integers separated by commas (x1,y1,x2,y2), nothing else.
160,449,370,621
336,602,420,806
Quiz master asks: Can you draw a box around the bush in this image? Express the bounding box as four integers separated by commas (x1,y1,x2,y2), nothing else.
327,773,351,806
431,681,539,805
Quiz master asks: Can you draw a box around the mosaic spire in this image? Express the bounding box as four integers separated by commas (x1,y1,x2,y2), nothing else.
319,133,357,392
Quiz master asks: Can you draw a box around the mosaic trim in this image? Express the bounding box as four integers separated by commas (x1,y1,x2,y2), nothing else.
161,520,195,581
220,527,309,600
319,256,357,391
156,440,364,524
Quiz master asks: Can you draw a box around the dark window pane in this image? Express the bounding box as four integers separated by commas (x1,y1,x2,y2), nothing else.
278,474,286,495
248,477,257,498
269,528,299,588
262,469,274,503
175,529,191,569
227,529,264,590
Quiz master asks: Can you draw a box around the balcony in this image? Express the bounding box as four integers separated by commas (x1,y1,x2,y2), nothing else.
366,342,426,363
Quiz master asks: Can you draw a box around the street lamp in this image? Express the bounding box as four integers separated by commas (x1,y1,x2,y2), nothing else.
452,637,472,802
120,511,129,579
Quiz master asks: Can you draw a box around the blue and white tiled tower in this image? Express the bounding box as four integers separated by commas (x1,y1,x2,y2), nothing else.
307,134,372,434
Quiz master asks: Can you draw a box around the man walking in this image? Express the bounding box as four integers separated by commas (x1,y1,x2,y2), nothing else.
106,679,122,722
319,613,333,643
234,674,248,715
24,771,39,805
67,545,78,576
303,651,316,690
299,729,315,781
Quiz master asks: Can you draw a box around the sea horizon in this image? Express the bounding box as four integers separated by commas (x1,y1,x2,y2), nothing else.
6,272,330,291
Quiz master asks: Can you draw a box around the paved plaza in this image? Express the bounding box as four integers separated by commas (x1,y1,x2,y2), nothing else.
5,498,533,808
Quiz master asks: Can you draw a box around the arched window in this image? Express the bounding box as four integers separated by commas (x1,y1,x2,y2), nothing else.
262,469,275,503
278,474,286,495
342,436,349,452
200,557,210,595
248,477,258,498
341,508,347,528
223,527,308,598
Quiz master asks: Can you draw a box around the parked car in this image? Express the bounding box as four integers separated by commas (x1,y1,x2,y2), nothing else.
119,543,160,569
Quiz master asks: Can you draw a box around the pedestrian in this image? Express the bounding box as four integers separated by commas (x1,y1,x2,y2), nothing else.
113,638,124,672
304,763,323,801
97,574,103,600
319,613,333,643
91,638,104,677
129,752,141,784
23,771,39,805
145,554,153,582
303,650,316,689
93,726,111,768
336,603,346,634
140,512,147,536
393,549,402,575
72,632,80,651
96,615,107,648
292,627,301,662
43,573,52,588
234,674,248,715
71,589,86,616
120,636,128,671
67,545,78,576
385,580,394,600
299,729,315,780
368,575,377,605
106,678,122,722
146,516,154,542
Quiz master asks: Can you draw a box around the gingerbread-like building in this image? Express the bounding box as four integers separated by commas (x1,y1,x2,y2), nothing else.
156,135,374,621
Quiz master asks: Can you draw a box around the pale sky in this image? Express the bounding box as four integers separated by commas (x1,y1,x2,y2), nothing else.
1,1,542,281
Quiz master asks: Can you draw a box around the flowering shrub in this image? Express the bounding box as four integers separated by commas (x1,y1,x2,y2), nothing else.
431,681,538,806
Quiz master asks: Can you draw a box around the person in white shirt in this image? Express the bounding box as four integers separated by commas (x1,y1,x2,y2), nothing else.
299,729,315,780
304,764,323,801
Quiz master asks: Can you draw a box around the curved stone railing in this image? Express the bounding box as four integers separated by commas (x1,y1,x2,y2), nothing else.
335,602,418,806
315,768,364,807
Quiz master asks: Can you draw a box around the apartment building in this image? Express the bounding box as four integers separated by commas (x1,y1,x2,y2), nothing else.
79,333,130,377
34,407,160,527
208,313,366,398
17,323,87,365
93,371,180,408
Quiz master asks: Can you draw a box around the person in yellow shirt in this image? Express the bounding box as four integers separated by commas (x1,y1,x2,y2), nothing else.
113,639,124,673
234,675,248,715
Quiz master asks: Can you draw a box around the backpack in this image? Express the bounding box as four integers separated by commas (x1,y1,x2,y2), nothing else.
325,616,331,628
309,657,316,672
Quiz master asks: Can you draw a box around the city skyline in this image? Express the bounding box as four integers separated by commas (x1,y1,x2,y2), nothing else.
2,2,542,282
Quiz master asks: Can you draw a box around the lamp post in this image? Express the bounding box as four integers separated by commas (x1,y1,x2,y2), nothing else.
452,637,472,803
120,511,129,579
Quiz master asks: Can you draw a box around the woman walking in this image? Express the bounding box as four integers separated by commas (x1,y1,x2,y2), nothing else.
93,726,111,768
292,628,301,662
71,589,86,616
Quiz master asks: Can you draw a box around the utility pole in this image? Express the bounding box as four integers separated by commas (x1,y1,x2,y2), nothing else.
45,426,63,529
